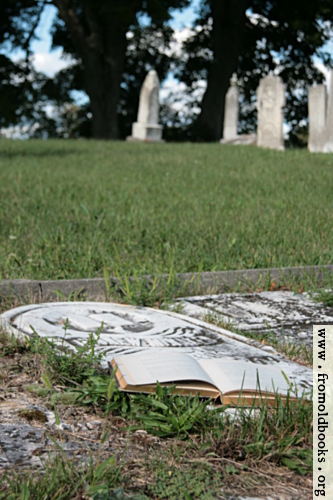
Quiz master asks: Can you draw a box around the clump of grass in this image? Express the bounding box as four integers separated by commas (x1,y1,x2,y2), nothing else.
0,329,31,357
0,450,125,499
147,462,222,499
311,288,333,307
109,269,198,308
225,393,312,475
25,319,106,386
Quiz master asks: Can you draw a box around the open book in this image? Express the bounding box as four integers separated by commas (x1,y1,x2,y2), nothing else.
111,351,297,406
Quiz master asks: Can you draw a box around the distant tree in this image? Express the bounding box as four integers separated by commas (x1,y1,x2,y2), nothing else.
1,0,189,139
177,0,333,142
47,0,189,139
0,1,56,136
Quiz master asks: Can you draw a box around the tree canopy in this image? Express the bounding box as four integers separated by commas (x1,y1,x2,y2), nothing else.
177,0,333,142
0,0,332,143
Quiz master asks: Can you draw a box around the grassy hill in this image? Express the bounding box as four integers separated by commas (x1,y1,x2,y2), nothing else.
1,139,332,280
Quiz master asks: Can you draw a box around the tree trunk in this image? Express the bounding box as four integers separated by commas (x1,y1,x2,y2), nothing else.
82,31,127,139
52,0,128,139
194,0,248,142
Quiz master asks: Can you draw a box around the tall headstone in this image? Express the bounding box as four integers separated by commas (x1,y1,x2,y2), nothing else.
220,74,256,146
308,85,327,152
129,70,163,142
223,75,239,140
256,75,285,151
323,75,333,153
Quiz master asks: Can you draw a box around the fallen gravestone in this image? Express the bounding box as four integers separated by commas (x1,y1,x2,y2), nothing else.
175,290,333,348
127,69,163,142
1,302,312,392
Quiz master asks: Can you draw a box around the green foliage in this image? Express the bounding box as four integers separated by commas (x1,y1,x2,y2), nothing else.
74,375,224,438
228,393,313,475
313,289,333,307
73,370,312,475
74,374,131,412
147,463,221,499
1,140,333,281
111,271,189,307
0,448,123,499
0,330,30,357
27,320,105,385
126,383,223,438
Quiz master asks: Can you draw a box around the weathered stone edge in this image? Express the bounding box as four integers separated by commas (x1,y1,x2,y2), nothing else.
0,264,332,303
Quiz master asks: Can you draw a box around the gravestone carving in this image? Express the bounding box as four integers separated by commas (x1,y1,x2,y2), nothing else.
128,70,163,142
308,85,327,152
1,302,312,391
256,75,285,151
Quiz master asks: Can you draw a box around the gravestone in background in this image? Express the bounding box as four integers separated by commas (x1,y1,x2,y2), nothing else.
256,75,285,151
223,77,239,141
308,85,327,152
220,74,257,146
323,76,333,153
128,70,163,142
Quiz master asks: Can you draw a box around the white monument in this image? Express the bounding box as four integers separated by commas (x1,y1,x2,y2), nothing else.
128,70,163,142
308,84,327,152
220,74,256,146
308,73,333,153
223,75,239,140
323,75,333,153
256,75,285,151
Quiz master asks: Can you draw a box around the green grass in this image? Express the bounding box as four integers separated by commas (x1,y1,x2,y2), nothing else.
0,139,333,281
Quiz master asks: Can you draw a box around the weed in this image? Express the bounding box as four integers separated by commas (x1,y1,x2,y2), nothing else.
201,310,236,332
311,288,333,307
126,383,224,439
110,271,190,308
0,450,123,499
26,320,106,385
147,462,221,499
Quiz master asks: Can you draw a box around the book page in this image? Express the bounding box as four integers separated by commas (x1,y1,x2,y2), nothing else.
199,359,290,395
114,351,217,387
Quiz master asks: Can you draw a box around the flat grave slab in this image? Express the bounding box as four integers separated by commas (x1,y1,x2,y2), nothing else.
1,301,312,392
175,291,333,347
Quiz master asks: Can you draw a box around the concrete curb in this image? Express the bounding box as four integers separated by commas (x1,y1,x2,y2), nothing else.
0,264,332,303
